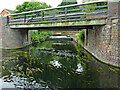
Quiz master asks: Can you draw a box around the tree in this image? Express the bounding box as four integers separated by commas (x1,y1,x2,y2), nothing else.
11,1,52,44
83,0,95,3
12,1,51,13
58,0,78,6
57,0,78,13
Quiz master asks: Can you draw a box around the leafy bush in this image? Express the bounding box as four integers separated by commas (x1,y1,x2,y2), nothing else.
12,1,51,13
77,29,85,44
31,31,52,44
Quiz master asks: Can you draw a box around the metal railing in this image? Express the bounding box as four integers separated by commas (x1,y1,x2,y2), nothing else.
7,1,108,24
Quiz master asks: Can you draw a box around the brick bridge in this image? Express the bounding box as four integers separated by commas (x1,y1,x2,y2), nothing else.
0,0,119,67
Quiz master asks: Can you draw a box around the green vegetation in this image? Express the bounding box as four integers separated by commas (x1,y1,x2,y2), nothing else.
12,1,51,13
57,0,107,19
58,0,77,6
82,2,108,11
83,0,107,3
58,0,78,13
77,29,85,44
31,31,52,44
79,2,108,19
11,1,53,45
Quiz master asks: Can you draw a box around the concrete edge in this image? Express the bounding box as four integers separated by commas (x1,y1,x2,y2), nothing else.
0,43,32,50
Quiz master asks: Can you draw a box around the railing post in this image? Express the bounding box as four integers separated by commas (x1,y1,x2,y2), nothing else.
7,16,9,24
24,14,26,23
41,11,44,21
65,8,67,20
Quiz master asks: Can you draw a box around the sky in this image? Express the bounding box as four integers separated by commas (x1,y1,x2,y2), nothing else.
0,0,83,12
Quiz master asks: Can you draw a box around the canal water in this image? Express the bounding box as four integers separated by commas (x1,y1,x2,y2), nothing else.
0,41,120,89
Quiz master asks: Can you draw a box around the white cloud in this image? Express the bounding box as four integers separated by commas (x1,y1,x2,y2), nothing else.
0,0,82,12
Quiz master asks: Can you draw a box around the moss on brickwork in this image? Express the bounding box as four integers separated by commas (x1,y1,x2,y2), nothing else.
74,39,120,68
83,47,120,68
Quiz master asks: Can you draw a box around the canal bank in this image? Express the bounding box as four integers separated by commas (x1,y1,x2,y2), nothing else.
72,36,120,68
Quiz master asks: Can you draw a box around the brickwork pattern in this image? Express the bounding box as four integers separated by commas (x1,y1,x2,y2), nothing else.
0,16,31,49
85,18,119,67
85,1,120,67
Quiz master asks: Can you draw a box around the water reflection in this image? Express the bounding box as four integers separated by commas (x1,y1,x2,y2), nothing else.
50,60,62,68
1,41,120,89
76,63,83,74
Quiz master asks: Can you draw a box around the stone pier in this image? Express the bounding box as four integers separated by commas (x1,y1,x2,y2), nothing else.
0,16,31,49
85,1,120,67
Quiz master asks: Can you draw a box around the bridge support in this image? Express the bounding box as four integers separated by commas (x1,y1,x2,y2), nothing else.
0,16,31,49
85,1,120,67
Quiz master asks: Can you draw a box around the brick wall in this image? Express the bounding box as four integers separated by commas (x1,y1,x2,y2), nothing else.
84,1,120,67
0,16,31,49
85,24,119,66
0,17,3,48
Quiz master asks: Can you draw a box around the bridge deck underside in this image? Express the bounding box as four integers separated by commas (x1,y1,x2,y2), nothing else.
9,18,106,31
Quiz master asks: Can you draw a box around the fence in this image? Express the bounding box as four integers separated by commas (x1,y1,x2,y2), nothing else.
7,1,108,24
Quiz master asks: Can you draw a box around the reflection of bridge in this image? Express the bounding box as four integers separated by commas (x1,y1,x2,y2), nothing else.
0,0,120,67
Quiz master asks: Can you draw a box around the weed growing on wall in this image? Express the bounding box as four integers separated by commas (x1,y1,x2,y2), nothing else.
77,29,85,44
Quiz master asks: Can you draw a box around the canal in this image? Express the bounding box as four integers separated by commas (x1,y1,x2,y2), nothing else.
0,41,120,89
